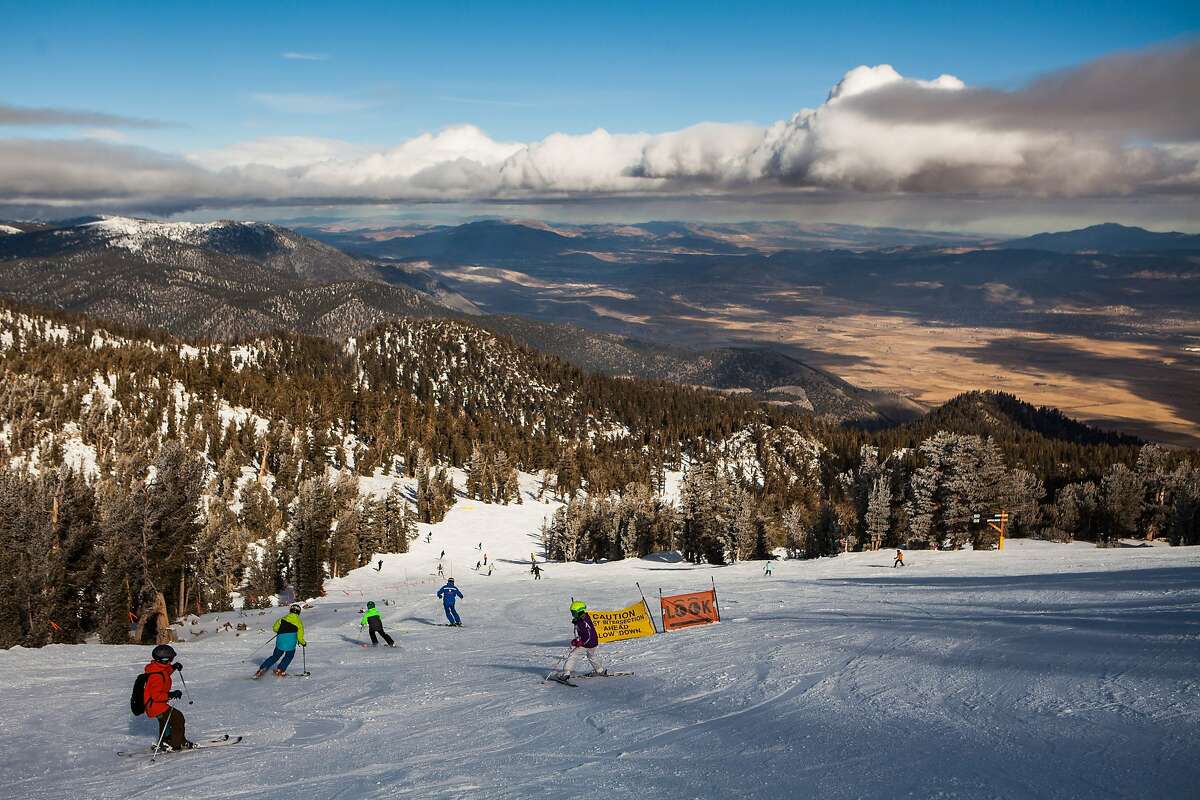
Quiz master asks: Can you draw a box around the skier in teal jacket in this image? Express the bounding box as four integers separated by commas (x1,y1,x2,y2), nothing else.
255,604,306,677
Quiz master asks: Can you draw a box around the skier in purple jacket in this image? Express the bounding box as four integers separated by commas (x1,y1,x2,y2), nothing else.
554,601,606,680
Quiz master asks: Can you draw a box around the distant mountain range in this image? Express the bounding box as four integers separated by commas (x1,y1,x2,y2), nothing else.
4,214,1196,436
302,218,987,263
1001,222,1200,253
0,216,902,424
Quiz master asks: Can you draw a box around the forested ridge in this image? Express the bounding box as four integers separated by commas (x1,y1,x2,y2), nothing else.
1,298,1196,649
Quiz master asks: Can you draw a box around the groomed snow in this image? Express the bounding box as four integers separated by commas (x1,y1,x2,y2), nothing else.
1,489,1198,799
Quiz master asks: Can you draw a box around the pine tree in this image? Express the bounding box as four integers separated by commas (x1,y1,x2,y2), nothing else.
289,477,334,601
865,475,892,550
1101,463,1144,545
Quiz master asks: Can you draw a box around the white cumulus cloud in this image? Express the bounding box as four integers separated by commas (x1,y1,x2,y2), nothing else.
1,41,1197,215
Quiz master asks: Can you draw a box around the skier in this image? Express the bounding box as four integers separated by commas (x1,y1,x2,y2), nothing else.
477,542,482,550
893,549,905,568
475,560,481,570
440,550,445,560
141,644,193,751
437,563,444,578
764,560,773,577
255,603,306,677
360,601,395,647
483,554,488,566
436,577,463,626
374,559,383,572
487,564,494,576
425,533,432,544
532,563,542,580
553,601,606,681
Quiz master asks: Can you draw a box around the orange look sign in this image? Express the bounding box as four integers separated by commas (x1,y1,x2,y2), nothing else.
660,589,720,631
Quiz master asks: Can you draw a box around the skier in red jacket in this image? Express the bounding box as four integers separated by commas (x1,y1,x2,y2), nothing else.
143,644,193,751
553,601,607,680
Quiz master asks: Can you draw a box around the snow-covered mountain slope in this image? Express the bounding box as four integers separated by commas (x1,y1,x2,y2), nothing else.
3,215,373,284
1,526,1196,800
0,218,451,339
0,216,491,338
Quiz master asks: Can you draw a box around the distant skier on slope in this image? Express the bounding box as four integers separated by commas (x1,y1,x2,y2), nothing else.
360,601,395,647
552,601,606,681
374,559,383,572
437,577,463,626
894,549,905,568
138,644,193,751
764,560,773,577
255,603,306,677
532,563,542,580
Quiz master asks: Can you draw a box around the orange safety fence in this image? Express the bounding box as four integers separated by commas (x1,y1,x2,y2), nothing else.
659,589,720,631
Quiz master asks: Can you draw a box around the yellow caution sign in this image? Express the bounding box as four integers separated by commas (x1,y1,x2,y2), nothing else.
590,600,657,644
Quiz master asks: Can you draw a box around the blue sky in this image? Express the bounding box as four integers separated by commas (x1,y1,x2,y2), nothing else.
1,1,1198,231
4,0,1196,149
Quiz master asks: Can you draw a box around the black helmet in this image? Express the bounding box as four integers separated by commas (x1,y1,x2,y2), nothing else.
447,577,455,585
289,603,302,614
151,644,176,663
366,601,375,609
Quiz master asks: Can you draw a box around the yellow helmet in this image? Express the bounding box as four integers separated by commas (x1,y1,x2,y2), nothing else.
570,601,586,615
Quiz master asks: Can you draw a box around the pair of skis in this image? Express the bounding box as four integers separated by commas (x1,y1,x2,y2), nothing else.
547,671,633,688
252,671,311,679
118,734,243,758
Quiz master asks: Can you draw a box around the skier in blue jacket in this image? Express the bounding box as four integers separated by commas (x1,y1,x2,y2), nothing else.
436,578,463,626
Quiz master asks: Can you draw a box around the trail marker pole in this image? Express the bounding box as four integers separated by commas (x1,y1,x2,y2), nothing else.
988,511,1010,551
635,581,659,633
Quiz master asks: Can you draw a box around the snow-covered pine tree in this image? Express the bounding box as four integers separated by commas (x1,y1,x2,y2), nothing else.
781,506,807,559
1166,465,1200,545
1050,481,1100,541
1100,463,1144,545
355,494,383,567
865,474,892,550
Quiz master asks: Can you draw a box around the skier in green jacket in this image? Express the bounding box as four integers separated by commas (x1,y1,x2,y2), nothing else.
360,601,395,647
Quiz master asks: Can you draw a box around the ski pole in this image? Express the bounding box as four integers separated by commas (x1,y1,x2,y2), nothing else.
242,633,278,662
151,705,172,758
302,644,307,676
544,645,575,682
177,671,194,705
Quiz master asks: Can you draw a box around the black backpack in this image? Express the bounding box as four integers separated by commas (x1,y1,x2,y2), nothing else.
130,673,149,715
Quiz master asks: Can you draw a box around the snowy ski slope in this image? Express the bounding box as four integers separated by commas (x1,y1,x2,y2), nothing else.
2,486,1198,799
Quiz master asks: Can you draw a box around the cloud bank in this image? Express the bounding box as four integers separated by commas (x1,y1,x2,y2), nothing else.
0,102,164,129
2,41,1197,214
